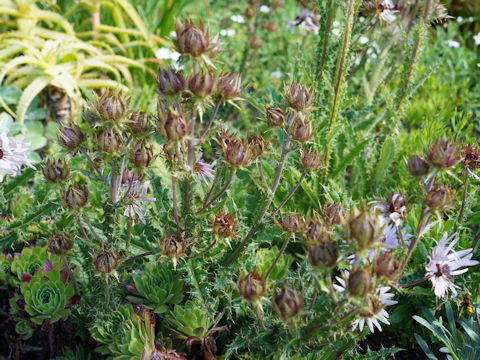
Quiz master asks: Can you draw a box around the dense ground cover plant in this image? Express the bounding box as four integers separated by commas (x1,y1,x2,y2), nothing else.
1,0,480,359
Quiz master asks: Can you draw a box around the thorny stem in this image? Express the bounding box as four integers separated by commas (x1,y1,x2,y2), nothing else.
396,225,406,248
199,99,221,142
327,273,337,304
225,129,292,266
456,167,469,229
399,275,428,288
171,175,183,232
191,239,217,259
308,285,318,312
265,235,290,280
253,303,272,333
81,149,108,183
123,250,160,264
174,144,188,171
203,163,224,206
317,1,335,85
301,307,358,337
257,160,270,191
262,173,306,223
84,216,106,246
196,170,235,214
73,213,89,241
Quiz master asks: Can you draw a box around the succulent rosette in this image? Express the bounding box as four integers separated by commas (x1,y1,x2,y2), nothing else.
10,246,63,286
20,259,78,325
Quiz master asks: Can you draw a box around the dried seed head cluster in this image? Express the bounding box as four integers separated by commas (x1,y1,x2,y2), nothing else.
47,233,74,255
425,185,454,210
461,144,480,169
238,268,266,303
212,211,236,238
93,249,119,275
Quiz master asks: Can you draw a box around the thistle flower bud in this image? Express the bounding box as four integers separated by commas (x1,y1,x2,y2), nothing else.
126,111,151,135
188,71,216,98
82,108,100,124
219,73,242,100
96,128,122,154
374,252,398,279
223,139,251,167
159,233,186,258
426,140,459,169
348,209,381,250
265,22,278,33
324,203,345,225
174,20,213,57
407,154,430,176
284,81,314,111
47,233,73,255
347,268,374,298
129,141,154,168
90,92,128,123
290,116,313,143
212,211,236,237
247,135,268,157
278,214,304,233
461,144,480,169
300,150,321,171
58,124,84,150
93,249,119,275
158,108,189,142
42,159,69,183
156,68,184,96
308,240,338,268
249,37,263,50
244,6,257,19
273,285,302,320
265,106,285,127
121,170,144,185
238,268,266,303
62,185,88,209
425,185,453,210
304,216,327,243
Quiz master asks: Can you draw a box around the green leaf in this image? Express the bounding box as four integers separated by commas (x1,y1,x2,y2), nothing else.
331,140,368,178
414,333,438,360
373,137,397,185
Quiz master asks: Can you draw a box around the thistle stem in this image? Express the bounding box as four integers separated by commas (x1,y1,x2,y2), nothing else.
253,303,272,333
62,256,78,294
308,285,318,312
225,131,292,266
81,149,108,183
399,275,428,288
327,273,337,304
262,173,306,223
396,225,406,248
317,1,335,85
84,216,106,246
199,99,221,142
257,160,270,191
265,235,290,280
125,221,131,251
203,163,224,206
456,167,469,229
191,239,217,259
196,170,235,215
171,175,183,232
123,250,160,264
73,213,89,241
301,307,358,338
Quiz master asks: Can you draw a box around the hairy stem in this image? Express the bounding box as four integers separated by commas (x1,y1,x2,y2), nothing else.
199,99,221,142
196,170,235,214
125,220,131,251
81,149,108,183
399,275,428,288
265,235,290,280
123,250,160,264
171,175,183,232
73,213,89,241
203,163,224,206
84,216,106,246
456,167,469,229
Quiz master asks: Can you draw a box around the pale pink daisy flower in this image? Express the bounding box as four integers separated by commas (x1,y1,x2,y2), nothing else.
371,193,406,227
425,233,479,299
123,180,156,225
195,152,214,184
0,132,35,181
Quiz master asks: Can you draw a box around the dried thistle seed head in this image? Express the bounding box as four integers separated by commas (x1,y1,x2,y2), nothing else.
47,233,73,255
407,154,430,176
219,73,242,100
278,214,305,233
374,251,398,279
324,203,345,225
93,92,129,123
347,268,374,298
224,139,251,167
248,37,263,50
187,71,216,98
42,159,70,183
156,68,185,97
290,115,313,143
425,185,454,210
426,140,459,169
284,81,314,111
238,267,266,302
461,144,480,169
121,170,144,185
300,150,322,171
265,106,285,127
247,135,268,157
174,19,215,57
58,124,84,150
129,141,154,168
126,111,151,135
93,249,119,275
212,211,236,237
159,233,186,258
62,184,88,209
303,216,328,243
96,128,122,154
308,240,338,268
158,107,189,142
273,285,302,320
348,208,382,250
264,22,278,33
244,6,257,18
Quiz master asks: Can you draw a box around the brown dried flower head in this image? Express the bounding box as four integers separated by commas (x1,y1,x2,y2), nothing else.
62,184,88,209
374,251,398,279
47,232,74,255
290,114,313,143
174,20,216,58
42,158,69,183
407,154,430,176
247,135,268,158
58,124,84,150
303,215,328,243
427,140,459,169
347,267,374,298
348,208,382,250
425,185,454,210
308,240,338,268
160,233,186,258
156,68,185,97
249,37,263,50
130,141,154,168
96,128,122,154
93,249,119,275
187,71,216,98
273,285,303,320
284,81,314,111
265,106,285,127
158,107,189,142
212,211,236,238
219,73,242,100
461,144,480,169
278,214,305,233
324,203,345,225
300,150,322,171
238,267,266,303
127,111,151,135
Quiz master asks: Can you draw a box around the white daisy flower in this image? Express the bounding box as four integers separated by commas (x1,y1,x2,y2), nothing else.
367,225,412,262
447,40,460,48
359,36,369,44
286,9,320,34
0,132,35,181
123,180,156,225
371,193,407,227
220,29,236,37
377,0,399,24
259,5,270,13
230,15,245,24
473,33,480,46
352,286,397,333
154,48,182,70
456,16,463,23
425,233,479,299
